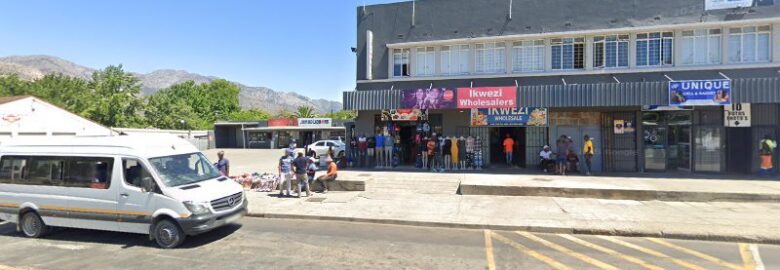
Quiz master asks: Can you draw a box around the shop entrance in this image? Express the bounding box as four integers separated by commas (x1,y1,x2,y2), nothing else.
727,128,752,174
398,124,418,165
642,111,692,172
489,127,526,167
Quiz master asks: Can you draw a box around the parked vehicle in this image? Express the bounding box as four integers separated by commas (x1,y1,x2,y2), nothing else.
305,140,345,158
0,134,246,248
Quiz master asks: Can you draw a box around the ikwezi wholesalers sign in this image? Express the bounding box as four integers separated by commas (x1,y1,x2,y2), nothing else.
470,107,548,127
456,86,517,109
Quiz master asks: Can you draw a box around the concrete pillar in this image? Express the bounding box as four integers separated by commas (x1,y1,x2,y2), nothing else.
585,36,594,70
544,39,553,72
772,23,780,63
629,34,637,68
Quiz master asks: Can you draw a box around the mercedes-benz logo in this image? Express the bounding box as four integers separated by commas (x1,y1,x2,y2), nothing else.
227,197,236,206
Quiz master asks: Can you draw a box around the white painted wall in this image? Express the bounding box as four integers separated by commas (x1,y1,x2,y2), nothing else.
0,97,113,142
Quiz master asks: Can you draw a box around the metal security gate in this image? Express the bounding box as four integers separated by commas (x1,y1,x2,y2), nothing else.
602,112,639,172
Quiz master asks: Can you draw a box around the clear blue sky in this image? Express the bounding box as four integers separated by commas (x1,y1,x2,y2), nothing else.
0,0,401,101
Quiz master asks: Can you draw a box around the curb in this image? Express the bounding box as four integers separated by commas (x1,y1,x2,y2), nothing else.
245,212,780,245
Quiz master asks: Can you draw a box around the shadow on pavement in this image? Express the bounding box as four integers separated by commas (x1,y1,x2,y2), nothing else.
0,221,242,249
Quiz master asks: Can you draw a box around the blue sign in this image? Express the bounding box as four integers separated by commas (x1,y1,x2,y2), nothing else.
470,108,548,127
669,80,732,106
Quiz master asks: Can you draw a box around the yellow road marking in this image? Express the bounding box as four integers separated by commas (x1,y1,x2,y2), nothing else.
484,230,496,270
490,231,573,270
516,232,619,270
645,238,742,270
739,244,765,270
0,265,33,270
597,236,707,270
558,234,665,270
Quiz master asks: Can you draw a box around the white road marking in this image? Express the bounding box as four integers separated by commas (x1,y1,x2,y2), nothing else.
750,244,766,270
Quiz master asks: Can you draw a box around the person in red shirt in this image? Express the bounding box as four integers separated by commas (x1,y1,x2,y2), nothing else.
503,134,515,166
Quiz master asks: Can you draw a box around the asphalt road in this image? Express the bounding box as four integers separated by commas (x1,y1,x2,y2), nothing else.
0,218,777,270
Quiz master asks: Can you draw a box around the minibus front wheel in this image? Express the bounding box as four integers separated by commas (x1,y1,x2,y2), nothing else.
20,211,48,238
153,218,186,249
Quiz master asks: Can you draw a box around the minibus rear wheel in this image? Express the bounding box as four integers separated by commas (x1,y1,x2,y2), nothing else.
153,218,186,249
20,211,48,238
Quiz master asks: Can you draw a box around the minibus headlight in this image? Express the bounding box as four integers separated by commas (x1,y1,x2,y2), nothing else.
183,201,211,216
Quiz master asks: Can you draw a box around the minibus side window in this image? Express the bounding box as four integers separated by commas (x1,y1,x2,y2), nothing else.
0,156,27,184
26,157,64,186
63,157,113,189
122,159,152,189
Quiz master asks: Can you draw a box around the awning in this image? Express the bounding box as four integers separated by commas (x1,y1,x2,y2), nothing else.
243,126,346,132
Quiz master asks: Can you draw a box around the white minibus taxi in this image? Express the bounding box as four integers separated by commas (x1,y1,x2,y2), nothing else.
0,135,246,248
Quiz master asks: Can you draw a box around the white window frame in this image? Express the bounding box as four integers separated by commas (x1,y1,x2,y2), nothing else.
728,25,771,64
414,47,436,76
392,48,410,77
511,40,545,73
593,35,629,69
636,31,674,67
441,45,470,75
681,29,722,65
475,42,506,74
550,37,585,70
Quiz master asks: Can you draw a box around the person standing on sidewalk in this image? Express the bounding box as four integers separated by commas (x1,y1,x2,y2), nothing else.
759,134,777,177
375,132,385,168
293,152,311,198
316,157,338,193
278,151,295,197
583,135,595,176
556,135,570,175
215,151,230,176
503,134,515,166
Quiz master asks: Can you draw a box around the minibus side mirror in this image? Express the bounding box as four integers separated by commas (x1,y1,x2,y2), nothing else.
141,176,156,193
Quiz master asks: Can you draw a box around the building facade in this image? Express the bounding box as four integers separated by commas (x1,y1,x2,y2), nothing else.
345,0,780,174
0,96,115,142
214,119,347,149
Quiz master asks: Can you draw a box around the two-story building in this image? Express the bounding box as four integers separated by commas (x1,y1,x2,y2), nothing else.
344,0,780,174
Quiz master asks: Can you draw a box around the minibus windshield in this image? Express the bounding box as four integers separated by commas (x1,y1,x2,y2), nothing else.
149,153,222,187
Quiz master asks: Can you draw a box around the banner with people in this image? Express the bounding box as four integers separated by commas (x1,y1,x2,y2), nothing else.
456,86,517,109
400,88,456,109
470,107,548,127
669,79,732,106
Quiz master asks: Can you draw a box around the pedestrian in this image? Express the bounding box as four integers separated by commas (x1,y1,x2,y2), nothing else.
503,134,515,166
375,132,385,168
539,145,554,173
307,157,318,188
760,134,777,177
214,150,230,176
583,135,595,176
278,150,295,197
293,152,311,198
384,134,395,168
556,135,570,175
316,157,338,193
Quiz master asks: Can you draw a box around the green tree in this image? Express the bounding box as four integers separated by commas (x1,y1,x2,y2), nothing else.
144,79,242,129
275,109,294,119
294,106,319,118
325,110,357,120
85,65,145,127
27,74,92,116
228,109,271,121
0,74,31,96
145,88,206,129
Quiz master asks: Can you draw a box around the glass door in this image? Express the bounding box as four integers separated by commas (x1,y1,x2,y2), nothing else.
668,125,692,171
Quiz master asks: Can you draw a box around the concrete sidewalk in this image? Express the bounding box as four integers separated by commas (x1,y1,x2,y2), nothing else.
245,190,780,244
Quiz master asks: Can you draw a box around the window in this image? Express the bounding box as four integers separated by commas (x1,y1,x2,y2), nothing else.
441,45,470,75
27,157,64,186
415,47,436,76
512,40,545,72
475,43,506,74
636,32,674,67
123,159,152,189
681,29,722,65
593,35,629,68
149,153,221,187
0,156,27,184
392,49,410,77
551,37,585,70
729,26,771,63
63,157,113,189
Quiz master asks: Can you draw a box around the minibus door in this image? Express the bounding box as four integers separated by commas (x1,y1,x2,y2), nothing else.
118,159,156,234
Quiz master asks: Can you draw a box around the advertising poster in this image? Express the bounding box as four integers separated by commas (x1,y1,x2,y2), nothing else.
705,0,754,10
401,88,456,109
669,80,731,106
614,120,625,135
381,109,428,121
456,86,517,109
470,107,548,127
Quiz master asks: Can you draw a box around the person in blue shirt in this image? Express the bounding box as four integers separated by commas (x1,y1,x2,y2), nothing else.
375,132,385,168
278,151,295,197
215,151,230,176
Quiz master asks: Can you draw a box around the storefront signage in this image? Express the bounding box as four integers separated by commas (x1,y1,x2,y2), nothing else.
297,118,332,128
268,118,297,127
614,120,636,135
470,107,548,127
705,0,753,10
456,86,517,109
400,88,456,109
724,103,751,127
381,109,428,121
669,80,732,106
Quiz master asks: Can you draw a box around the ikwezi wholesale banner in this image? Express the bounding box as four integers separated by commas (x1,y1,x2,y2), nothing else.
456,86,517,109
669,80,732,106
400,88,456,109
470,107,548,127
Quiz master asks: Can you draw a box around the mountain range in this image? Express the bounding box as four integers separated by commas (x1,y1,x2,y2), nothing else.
0,55,343,114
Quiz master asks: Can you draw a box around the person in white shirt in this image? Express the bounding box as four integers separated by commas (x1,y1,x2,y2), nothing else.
539,145,554,173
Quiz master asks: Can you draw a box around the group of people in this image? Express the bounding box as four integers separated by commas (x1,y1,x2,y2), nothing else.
538,135,596,176
277,149,339,197
351,133,396,168
420,134,483,172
